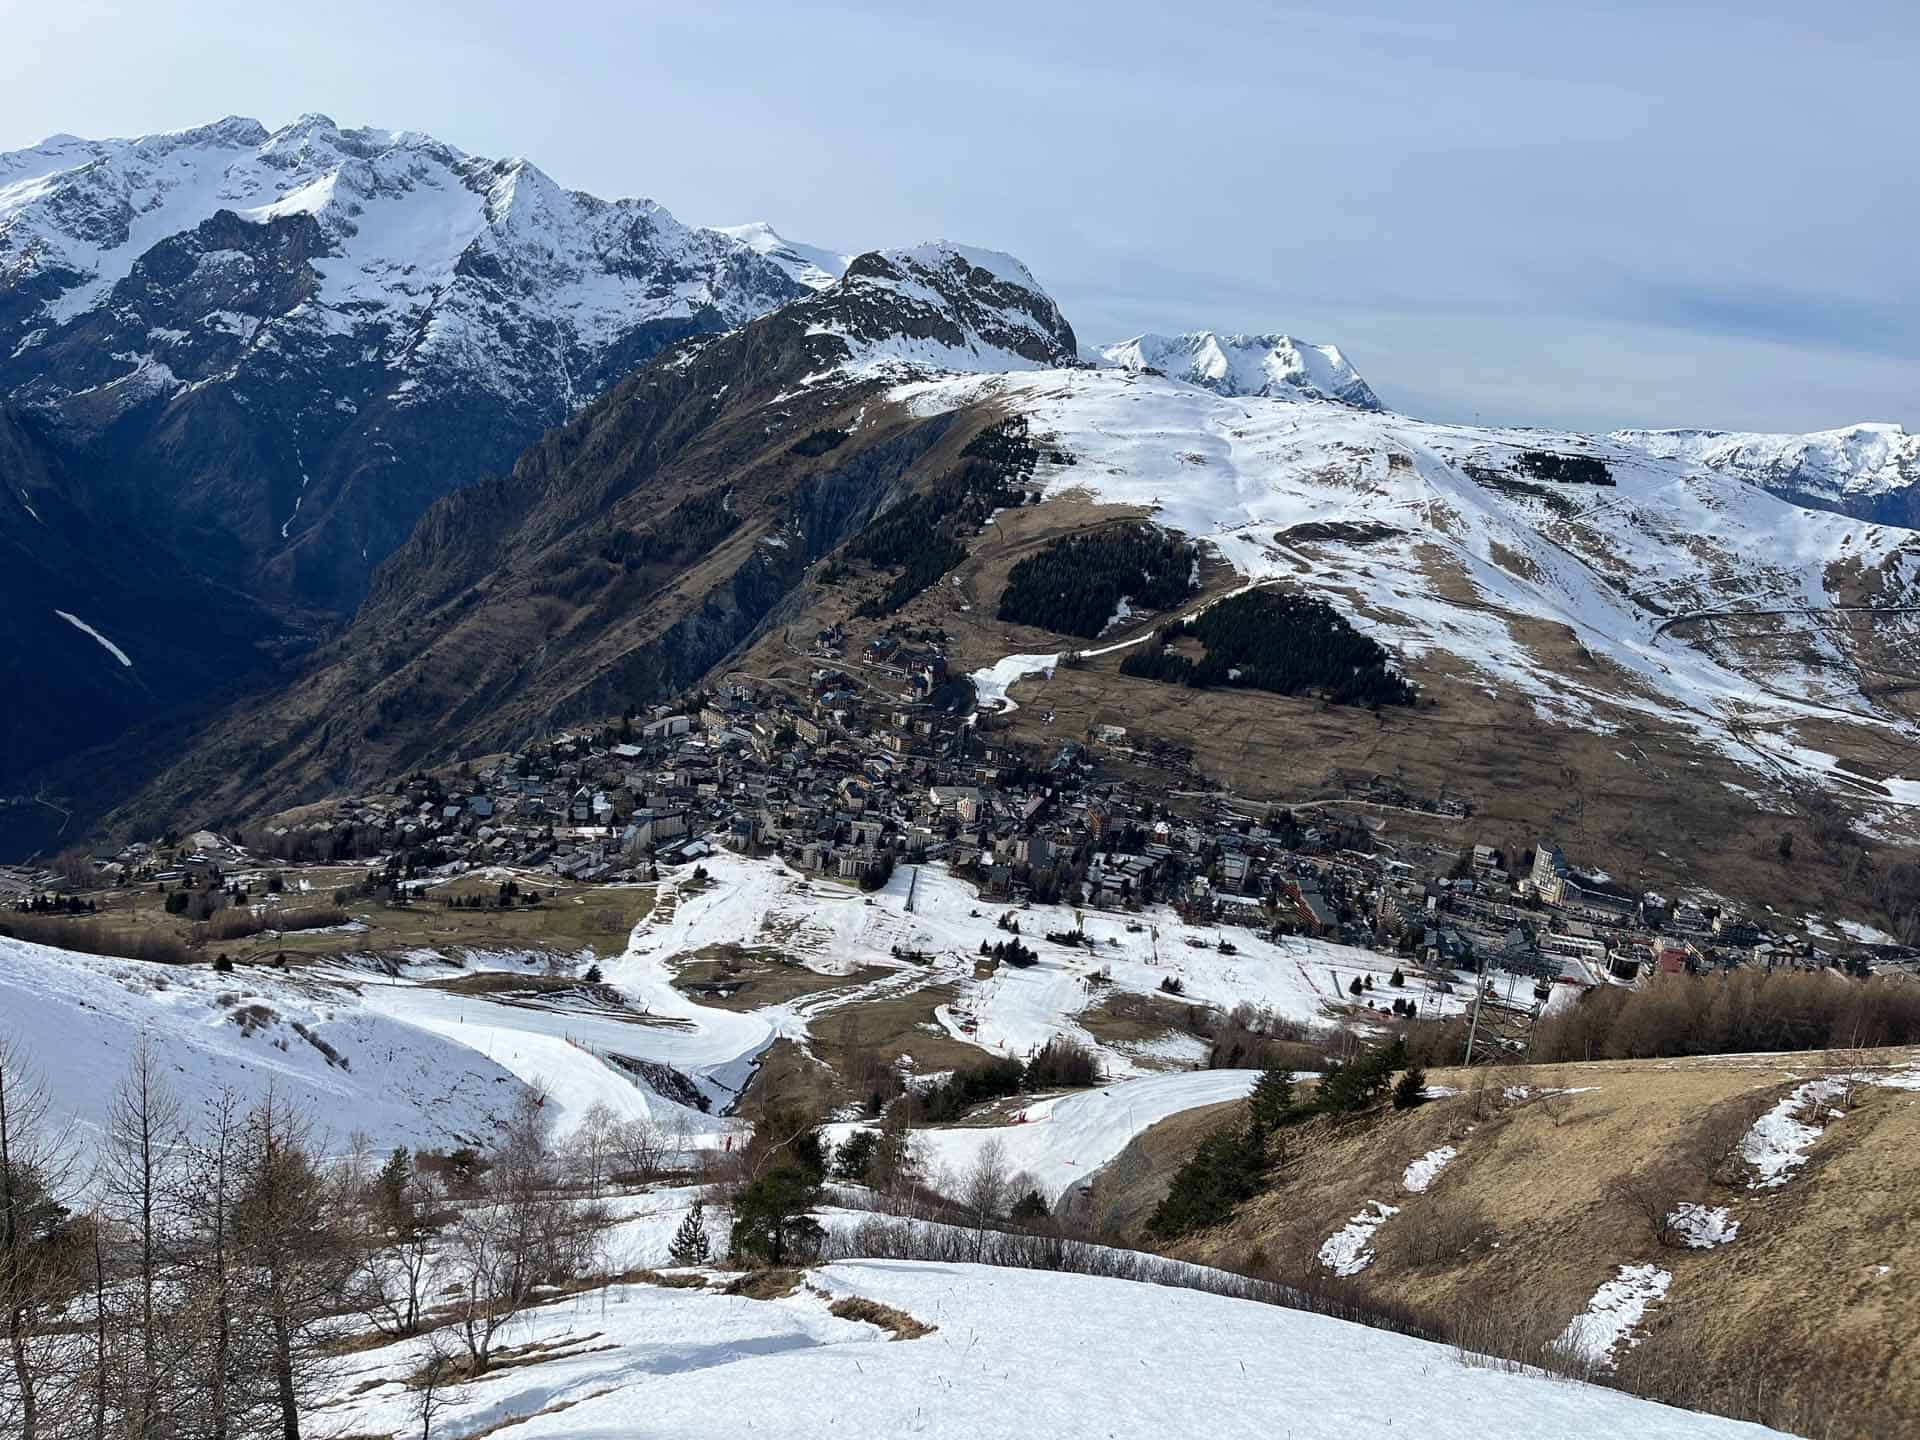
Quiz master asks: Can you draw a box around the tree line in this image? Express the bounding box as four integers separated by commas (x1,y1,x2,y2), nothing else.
996,524,1196,639
1529,968,1920,1063
1118,589,1416,708
0,1035,635,1440
848,417,1039,618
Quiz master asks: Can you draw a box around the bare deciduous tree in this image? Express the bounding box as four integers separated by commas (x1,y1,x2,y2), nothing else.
959,1139,1011,1261
409,1328,462,1440
570,1101,620,1198
175,1087,247,1440
101,1038,183,1436
1,1034,80,1440
231,1086,350,1440
351,1148,441,1339
611,1115,667,1186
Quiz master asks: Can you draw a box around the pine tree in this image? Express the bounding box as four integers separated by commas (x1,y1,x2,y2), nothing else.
1009,1189,1049,1225
1247,1062,1295,1134
1393,1066,1429,1110
667,1200,711,1266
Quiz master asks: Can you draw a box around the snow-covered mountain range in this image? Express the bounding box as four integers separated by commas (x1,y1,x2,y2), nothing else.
808,242,1079,375
1612,422,1920,527
0,114,804,409
1098,330,1382,408
0,114,811,611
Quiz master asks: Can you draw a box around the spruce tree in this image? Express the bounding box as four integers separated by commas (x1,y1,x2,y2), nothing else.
667,1200,712,1266
1393,1066,1429,1110
1247,1062,1295,1134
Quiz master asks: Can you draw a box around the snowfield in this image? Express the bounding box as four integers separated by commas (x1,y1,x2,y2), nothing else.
0,848,1523,1178
1741,1077,1850,1187
1402,1144,1459,1193
318,1259,1790,1440
829,1069,1259,1201
887,364,1920,803
1668,1204,1740,1249
0,933,518,1159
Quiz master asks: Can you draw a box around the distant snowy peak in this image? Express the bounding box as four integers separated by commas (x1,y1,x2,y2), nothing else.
1611,423,1920,504
717,221,850,291
1100,331,1382,410
0,112,806,396
807,240,1079,376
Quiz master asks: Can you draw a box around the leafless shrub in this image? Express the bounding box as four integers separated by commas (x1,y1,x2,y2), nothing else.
1675,1093,1770,1186
0,911,191,965
1538,1087,1575,1125
1446,1299,1597,1380
1378,1197,1499,1271
1604,1162,1690,1248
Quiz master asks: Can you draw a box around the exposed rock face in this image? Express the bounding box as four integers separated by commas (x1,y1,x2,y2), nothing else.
0,114,810,613
100,275,988,834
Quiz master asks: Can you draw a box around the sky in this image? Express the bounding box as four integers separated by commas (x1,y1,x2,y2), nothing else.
4,0,1915,433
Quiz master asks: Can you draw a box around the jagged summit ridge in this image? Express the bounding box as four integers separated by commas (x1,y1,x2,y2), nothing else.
1612,423,1919,503
1098,331,1381,409
0,113,805,387
716,221,850,291
0,114,815,613
805,240,1079,375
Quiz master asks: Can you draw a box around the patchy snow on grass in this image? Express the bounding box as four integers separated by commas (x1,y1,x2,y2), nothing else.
1559,1265,1672,1369
1318,1200,1400,1276
1667,1204,1739,1249
1402,1145,1459,1193
1837,918,1899,945
1742,1077,1849,1187
969,651,1059,712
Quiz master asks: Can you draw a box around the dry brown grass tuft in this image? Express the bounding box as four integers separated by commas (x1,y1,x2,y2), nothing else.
723,1267,804,1300
828,1295,937,1340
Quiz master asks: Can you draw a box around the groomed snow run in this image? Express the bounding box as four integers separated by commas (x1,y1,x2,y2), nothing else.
1559,1264,1672,1369
830,1069,1259,1202
319,1259,1790,1439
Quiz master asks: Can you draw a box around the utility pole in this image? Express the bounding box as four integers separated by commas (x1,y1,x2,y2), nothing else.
1462,951,1489,1068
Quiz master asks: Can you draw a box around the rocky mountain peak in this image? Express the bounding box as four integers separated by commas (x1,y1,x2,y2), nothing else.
807,240,1078,375
1098,330,1381,409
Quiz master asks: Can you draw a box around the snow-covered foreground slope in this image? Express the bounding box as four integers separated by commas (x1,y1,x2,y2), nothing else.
0,933,516,1157
889,367,1920,803
322,1259,1788,1440
0,850,1520,1176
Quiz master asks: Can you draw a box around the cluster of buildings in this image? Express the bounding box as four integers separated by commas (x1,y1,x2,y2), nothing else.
44,641,1914,991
